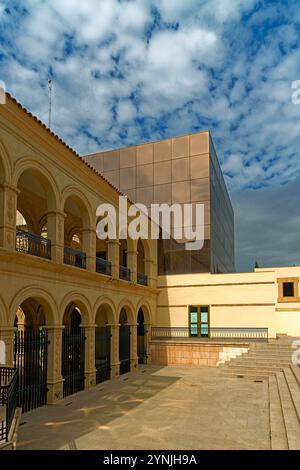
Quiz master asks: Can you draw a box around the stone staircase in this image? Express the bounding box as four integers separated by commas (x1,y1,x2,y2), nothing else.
219,337,300,450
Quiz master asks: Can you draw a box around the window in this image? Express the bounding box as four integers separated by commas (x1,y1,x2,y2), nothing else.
277,278,300,303
189,306,210,337
283,282,294,297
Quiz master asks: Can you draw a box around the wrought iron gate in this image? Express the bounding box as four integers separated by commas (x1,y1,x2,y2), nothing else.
95,326,111,384
14,328,48,413
137,321,147,364
62,327,85,397
119,325,131,375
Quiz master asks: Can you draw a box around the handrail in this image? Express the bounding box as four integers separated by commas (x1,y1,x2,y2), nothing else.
96,257,112,276
64,246,86,269
16,229,51,260
151,327,268,342
0,367,18,442
137,272,148,286
119,265,131,281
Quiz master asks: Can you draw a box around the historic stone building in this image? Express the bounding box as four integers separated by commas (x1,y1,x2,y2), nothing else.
1,92,300,419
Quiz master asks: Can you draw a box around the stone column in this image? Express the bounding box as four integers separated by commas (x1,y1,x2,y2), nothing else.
0,327,15,367
45,326,64,404
127,249,137,283
81,324,96,389
108,323,120,378
129,323,138,372
0,184,19,251
107,240,119,279
145,258,157,288
46,210,65,264
81,228,96,272
144,323,152,364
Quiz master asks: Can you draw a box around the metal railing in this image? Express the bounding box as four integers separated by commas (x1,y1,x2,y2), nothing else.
64,246,86,269
0,367,18,442
96,257,112,276
119,265,131,281
137,272,148,286
151,327,268,342
16,229,51,260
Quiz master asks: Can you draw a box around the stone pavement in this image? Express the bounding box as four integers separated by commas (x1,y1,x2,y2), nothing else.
17,365,270,450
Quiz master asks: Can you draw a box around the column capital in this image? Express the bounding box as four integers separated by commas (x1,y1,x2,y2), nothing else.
44,325,65,331
0,183,20,195
45,210,66,218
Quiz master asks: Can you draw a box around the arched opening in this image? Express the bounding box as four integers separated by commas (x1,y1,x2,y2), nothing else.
119,239,131,281
95,304,112,383
119,307,131,375
62,303,85,397
13,297,51,412
16,168,56,260
63,194,90,269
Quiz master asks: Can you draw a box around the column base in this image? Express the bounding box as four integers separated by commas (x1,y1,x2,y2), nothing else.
47,378,64,404
85,369,97,389
110,362,120,379
130,357,139,372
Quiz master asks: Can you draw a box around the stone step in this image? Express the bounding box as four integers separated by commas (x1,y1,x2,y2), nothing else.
230,358,291,366
269,375,289,450
283,368,300,423
276,372,300,450
227,364,284,373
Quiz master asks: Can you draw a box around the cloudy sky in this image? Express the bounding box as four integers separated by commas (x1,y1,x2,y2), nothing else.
1,0,300,271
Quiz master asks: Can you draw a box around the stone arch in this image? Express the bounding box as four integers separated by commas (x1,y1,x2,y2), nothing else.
93,296,117,325
0,138,12,185
136,299,152,325
60,291,92,325
61,186,94,230
13,157,60,212
117,299,136,324
9,286,58,327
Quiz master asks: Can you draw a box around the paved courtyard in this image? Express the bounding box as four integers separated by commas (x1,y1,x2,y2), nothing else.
17,365,271,450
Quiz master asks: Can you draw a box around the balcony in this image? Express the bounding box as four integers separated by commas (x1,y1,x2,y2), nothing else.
96,257,112,276
137,272,148,286
16,229,51,260
119,265,131,281
64,246,86,269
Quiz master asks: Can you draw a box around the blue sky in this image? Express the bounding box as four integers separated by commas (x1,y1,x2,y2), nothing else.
1,0,300,270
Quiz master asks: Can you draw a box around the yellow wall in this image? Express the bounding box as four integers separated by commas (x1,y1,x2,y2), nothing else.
157,268,300,338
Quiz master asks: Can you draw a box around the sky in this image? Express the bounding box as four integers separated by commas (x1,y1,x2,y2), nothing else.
0,0,300,271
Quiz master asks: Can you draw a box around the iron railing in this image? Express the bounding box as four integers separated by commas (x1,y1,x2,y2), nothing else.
64,246,86,269
0,367,18,442
16,229,51,260
62,327,85,398
119,265,131,282
151,327,268,342
96,257,112,276
137,272,148,286
14,328,48,413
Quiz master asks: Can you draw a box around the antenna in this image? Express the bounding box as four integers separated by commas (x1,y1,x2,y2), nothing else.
48,78,52,129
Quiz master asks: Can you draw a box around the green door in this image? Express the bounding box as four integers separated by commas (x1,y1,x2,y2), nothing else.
189,306,210,337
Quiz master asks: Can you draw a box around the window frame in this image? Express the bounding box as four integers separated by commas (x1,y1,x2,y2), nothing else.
188,305,210,337
277,277,300,303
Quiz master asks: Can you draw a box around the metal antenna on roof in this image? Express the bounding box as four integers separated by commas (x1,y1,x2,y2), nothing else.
48,78,52,129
